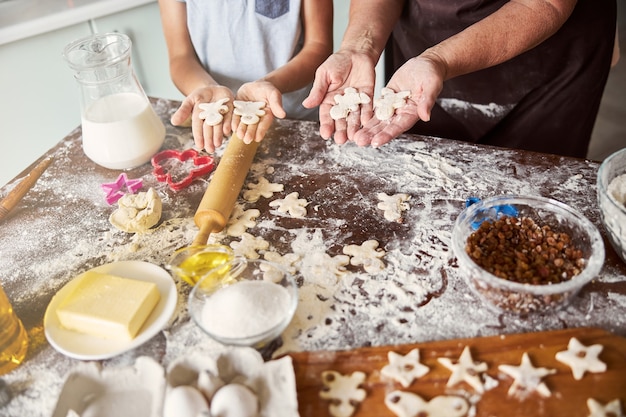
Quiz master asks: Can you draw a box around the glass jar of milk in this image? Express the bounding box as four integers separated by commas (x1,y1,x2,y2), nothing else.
63,33,165,170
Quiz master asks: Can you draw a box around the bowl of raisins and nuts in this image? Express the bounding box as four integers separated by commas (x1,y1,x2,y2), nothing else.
452,195,605,315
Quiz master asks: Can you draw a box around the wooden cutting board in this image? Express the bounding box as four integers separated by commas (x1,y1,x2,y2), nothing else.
288,327,626,417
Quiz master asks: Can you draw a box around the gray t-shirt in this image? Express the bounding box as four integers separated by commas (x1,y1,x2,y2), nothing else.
182,0,317,120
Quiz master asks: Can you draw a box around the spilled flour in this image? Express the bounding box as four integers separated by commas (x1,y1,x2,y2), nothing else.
0,98,624,417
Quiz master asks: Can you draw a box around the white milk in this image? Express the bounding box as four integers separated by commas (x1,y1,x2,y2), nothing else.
81,93,165,169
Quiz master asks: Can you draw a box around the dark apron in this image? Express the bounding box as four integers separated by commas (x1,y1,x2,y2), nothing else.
385,0,617,158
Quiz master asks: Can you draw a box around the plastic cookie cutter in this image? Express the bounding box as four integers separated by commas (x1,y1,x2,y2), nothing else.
465,196,519,230
151,149,215,191
101,173,143,205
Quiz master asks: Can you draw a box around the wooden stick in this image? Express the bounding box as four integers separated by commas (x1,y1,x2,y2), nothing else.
0,157,53,222
192,134,260,246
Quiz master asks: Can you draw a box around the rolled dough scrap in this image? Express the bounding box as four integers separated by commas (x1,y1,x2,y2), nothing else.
243,177,284,202
342,240,385,274
269,192,308,218
587,398,624,417
376,192,410,222
555,337,606,380
198,98,230,126
381,349,429,388
109,188,162,233
225,204,260,237
498,352,556,399
330,87,371,120
374,88,410,121
608,173,626,206
262,252,300,282
233,100,266,125
437,346,488,394
384,391,469,417
319,370,367,417
229,232,270,259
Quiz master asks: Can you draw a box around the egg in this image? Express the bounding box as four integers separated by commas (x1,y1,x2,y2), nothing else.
163,385,209,417
210,383,259,417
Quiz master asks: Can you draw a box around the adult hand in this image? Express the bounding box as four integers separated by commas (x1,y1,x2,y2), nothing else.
171,85,234,153
302,50,376,144
353,54,445,148
235,80,286,144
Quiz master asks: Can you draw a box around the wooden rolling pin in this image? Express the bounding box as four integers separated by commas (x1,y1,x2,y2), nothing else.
0,157,53,222
192,134,260,246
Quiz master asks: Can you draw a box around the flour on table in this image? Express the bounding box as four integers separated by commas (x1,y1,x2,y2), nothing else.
373,88,410,121
330,87,371,120
243,177,284,202
437,346,489,394
198,98,230,126
498,352,555,399
555,337,606,380
269,192,308,218
225,204,260,237
381,348,429,388
342,240,386,274
229,232,269,259
109,188,162,233
384,391,469,417
262,251,300,275
376,192,410,222
587,398,624,417
319,370,367,417
233,101,266,125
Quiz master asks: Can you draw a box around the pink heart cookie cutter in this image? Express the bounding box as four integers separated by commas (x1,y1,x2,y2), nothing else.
151,149,215,191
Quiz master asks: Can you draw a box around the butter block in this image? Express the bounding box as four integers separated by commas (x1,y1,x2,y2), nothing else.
57,271,161,341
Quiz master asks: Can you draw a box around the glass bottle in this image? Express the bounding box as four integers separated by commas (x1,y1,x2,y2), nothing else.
63,33,165,170
0,284,28,375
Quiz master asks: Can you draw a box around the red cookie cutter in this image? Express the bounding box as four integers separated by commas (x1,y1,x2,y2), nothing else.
151,149,215,191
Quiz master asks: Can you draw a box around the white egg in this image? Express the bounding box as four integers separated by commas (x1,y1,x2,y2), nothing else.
163,385,209,417
210,383,259,417
197,369,225,401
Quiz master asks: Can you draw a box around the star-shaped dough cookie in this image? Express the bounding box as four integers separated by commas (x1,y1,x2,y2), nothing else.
438,346,488,393
587,398,624,417
555,337,606,380
381,348,429,388
498,352,556,399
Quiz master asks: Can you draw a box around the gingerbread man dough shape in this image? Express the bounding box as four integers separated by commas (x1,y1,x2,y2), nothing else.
343,240,386,274
377,192,410,222
225,204,260,237
229,232,269,259
555,337,607,380
330,87,371,120
243,177,284,202
319,370,367,417
587,398,624,417
269,192,309,218
385,391,470,417
198,98,230,126
233,100,266,125
381,349,429,388
374,88,410,121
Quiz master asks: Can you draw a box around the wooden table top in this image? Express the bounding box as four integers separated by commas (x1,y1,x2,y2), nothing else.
1,97,624,416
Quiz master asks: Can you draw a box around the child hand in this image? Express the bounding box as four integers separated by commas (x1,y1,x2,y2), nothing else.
234,81,287,144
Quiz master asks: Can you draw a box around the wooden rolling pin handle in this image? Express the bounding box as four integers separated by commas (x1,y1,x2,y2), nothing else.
0,157,53,222
192,209,226,247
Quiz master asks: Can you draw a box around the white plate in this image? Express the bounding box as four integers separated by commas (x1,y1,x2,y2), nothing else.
44,260,178,360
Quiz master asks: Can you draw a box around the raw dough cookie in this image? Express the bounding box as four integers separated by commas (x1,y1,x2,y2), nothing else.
109,188,162,233
243,177,284,202
229,232,270,259
437,346,488,393
262,251,300,283
330,87,371,120
498,352,556,399
342,240,386,274
225,204,260,237
233,100,266,125
587,398,624,417
198,98,230,126
374,88,410,121
319,370,367,417
377,192,410,222
381,348,429,388
385,391,469,417
269,192,309,218
555,337,607,380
